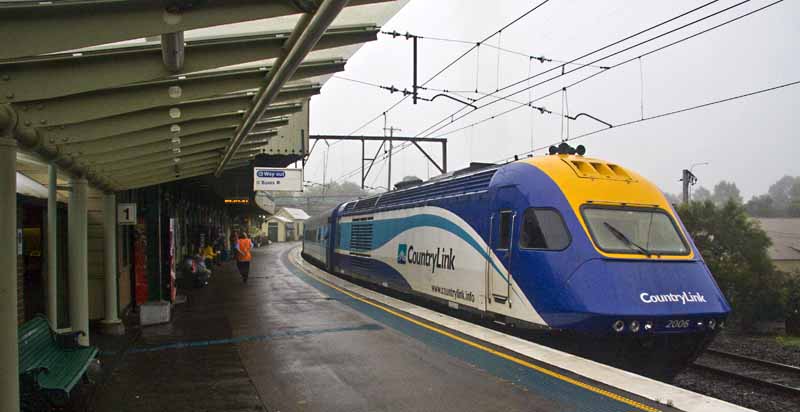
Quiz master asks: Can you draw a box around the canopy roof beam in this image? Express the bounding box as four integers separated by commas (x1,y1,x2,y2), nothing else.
0,26,374,103
111,158,253,185
119,161,253,191
39,98,304,146
80,129,237,165
13,61,339,127
100,147,261,180
89,137,273,174
57,114,243,156
0,0,387,60
61,115,288,158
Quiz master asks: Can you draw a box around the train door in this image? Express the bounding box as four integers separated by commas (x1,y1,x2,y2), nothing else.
488,186,517,304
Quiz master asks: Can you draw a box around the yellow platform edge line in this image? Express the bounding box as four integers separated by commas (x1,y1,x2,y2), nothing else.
290,250,661,412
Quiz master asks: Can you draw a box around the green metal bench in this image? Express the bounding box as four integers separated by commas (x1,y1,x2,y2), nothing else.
18,316,99,410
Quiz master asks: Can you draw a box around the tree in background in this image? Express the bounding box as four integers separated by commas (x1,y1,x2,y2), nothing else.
692,186,711,202
677,200,786,331
789,181,800,217
710,180,742,206
768,176,799,210
745,175,800,217
746,194,777,217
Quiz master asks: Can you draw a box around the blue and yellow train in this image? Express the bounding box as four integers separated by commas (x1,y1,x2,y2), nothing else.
302,144,731,377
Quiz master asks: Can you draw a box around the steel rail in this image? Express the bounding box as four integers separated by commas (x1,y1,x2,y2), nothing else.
691,350,800,397
689,364,800,396
705,348,800,374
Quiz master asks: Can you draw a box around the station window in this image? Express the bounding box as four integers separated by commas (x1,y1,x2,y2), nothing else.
497,211,513,250
519,208,570,250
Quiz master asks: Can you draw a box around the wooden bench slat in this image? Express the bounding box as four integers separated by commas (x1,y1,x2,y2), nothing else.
17,315,99,398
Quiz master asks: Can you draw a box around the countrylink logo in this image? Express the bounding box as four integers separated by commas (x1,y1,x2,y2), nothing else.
397,244,407,264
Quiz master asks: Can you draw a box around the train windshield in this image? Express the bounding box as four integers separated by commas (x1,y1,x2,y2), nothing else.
582,206,689,256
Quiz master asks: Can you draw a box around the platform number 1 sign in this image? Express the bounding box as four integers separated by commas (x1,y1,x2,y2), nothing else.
118,203,137,225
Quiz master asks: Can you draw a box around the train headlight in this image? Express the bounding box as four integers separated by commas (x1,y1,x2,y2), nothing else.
630,320,641,333
612,320,625,333
708,319,716,330
644,321,653,331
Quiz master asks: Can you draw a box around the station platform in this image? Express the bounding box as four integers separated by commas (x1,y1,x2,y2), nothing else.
91,242,749,412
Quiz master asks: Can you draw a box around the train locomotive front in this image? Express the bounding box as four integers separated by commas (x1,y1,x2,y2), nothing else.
303,147,731,378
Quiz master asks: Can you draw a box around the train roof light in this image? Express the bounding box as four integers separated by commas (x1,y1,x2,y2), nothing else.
548,142,586,156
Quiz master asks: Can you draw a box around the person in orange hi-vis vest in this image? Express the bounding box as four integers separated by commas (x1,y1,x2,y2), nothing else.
236,232,253,283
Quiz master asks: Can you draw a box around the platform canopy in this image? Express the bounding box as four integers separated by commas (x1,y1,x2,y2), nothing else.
0,0,407,192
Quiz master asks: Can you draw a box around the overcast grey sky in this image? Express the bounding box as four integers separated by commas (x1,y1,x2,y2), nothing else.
306,0,799,199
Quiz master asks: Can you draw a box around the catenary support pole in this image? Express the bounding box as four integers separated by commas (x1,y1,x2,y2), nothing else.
387,140,392,191
47,164,58,328
412,35,418,105
101,193,123,334
442,140,447,173
361,139,365,189
0,136,20,412
68,176,90,346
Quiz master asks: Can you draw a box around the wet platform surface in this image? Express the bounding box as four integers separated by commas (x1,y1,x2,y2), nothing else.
93,242,675,412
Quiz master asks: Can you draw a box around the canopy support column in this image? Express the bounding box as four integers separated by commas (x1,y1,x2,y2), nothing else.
0,136,19,412
101,193,124,335
47,164,58,328
68,177,90,346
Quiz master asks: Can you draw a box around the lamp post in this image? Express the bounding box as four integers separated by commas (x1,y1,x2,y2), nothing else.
682,162,709,203
690,162,709,174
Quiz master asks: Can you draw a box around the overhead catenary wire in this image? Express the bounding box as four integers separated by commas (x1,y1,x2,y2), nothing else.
499,79,800,162
417,0,757,140
332,0,782,183
332,75,385,89
407,32,610,70
382,0,743,163
326,0,553,181
340,0,553,138
412,0,733,141
427,0,784,141
312,0,554,179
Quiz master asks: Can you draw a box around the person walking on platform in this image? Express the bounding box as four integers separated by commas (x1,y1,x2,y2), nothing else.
236,232,253,283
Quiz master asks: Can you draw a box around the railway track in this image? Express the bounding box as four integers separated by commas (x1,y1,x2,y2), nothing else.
690,348,800,397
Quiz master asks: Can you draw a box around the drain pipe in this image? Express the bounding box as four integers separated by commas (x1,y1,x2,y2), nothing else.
161,32,185,72
215,0,349,176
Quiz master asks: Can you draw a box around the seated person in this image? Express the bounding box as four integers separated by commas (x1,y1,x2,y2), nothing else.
201,242,217,268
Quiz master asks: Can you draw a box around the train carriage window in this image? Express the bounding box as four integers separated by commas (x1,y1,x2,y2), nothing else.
497,211,513,250
520,209,570,250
